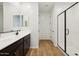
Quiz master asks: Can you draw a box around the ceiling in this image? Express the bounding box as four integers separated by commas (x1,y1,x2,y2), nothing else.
39,2,54,13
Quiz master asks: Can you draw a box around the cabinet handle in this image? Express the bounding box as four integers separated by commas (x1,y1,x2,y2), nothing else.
66,29,69,35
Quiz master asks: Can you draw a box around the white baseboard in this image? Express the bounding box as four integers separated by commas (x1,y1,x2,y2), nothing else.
39,39,51,40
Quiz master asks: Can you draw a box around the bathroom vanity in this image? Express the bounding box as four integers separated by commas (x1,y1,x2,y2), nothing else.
0,31,30,56
0,2,31,56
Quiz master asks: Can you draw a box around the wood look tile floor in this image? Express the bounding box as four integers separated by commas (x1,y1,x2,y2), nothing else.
26,40,64,56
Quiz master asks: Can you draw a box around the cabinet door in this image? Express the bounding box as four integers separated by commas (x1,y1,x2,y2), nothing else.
58,12,65,51
16,38,24,56
0,38,23,56
16,44,24,56
66,3,79,56
24,34,30,55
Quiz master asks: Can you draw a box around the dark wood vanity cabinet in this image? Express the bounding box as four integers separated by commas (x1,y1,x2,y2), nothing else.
16,34,30,56
15,41,24,56
23,34,30,55
0,34,30,56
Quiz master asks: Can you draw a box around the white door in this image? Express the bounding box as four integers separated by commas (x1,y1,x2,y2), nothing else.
66,3,79,56
58,12,65,51
39,13,51,40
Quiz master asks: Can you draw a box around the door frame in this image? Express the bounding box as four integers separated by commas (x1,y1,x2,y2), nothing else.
57,11,66,53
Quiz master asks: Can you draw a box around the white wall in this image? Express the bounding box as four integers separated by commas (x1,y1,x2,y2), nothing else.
51,2,75,47
0,5,3,32
19,3,39,48
29,3,39,48
1,2,39,48
39,12,51,40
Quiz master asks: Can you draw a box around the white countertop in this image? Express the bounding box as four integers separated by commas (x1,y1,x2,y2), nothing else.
0,30,31,50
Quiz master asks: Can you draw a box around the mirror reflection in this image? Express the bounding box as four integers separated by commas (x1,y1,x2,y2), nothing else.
0,2,28,33
13,15,23,30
